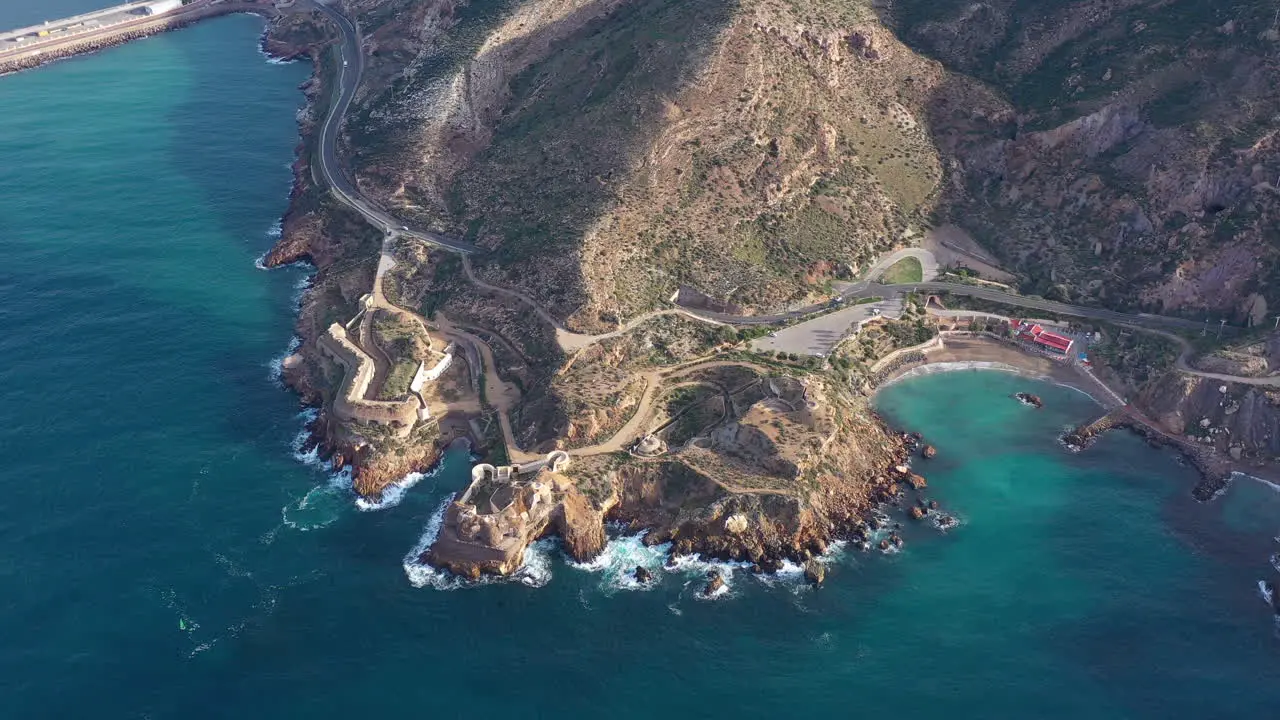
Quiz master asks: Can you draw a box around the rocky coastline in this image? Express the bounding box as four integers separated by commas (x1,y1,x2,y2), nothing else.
420,428,918,583
245,6,990,586
258,8,452,501
1062,412,1234,502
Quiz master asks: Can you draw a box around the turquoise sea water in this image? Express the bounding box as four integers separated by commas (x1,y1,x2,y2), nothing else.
1,13,1278,719
1,0,108,30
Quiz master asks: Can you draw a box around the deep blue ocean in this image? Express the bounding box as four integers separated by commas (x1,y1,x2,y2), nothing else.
1,10,1278,719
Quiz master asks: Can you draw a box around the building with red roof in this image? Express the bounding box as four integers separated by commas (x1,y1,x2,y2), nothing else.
1009,320,1074,355
1033,330,1073,354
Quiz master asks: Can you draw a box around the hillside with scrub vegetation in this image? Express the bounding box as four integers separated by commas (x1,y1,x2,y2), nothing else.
885,0,1280,324
343,0,964,331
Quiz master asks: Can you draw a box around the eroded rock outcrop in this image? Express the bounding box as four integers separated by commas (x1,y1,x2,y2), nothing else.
424,452,613,578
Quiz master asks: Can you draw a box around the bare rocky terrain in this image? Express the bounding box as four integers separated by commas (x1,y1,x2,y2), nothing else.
888,0,1280,322
262,0,1280,579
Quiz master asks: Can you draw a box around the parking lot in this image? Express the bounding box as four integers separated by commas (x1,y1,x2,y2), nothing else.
750,298,904,357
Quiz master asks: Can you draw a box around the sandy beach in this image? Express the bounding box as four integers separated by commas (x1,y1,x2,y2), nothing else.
880,335,1280,490
880,335,1122,410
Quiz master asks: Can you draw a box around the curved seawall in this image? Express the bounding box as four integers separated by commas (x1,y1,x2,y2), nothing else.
0,1,271,76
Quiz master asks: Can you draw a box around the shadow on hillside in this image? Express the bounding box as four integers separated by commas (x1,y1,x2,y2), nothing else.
878,0,1280,318
452,0,740,329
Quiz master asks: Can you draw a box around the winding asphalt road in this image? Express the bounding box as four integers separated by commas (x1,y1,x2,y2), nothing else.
308,3,1233,342
311,2,479,254
692,281,1224,334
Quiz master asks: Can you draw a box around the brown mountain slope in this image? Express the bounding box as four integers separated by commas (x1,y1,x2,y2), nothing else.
345,0,961,331
888,0,1280,322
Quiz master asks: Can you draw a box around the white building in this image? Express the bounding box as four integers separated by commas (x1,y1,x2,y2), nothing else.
141,0,183,16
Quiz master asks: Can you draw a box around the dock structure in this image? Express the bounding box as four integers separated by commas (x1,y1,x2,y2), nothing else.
1063,407,1133,446
0,1,276,76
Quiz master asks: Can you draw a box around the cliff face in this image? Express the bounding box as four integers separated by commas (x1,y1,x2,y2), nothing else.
889,0,1280,321
1140,373,1280,466
567,375,908,568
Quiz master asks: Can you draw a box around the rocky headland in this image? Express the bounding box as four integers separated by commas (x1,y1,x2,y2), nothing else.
252,0,1280,584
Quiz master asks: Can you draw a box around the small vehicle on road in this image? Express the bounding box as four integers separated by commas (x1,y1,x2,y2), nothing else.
871,308,882,316
343,60,349,67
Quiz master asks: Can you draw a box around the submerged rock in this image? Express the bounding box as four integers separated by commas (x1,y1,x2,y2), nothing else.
921,444,937,459
634,565,653,584
906,473,928,490
909,505,926,520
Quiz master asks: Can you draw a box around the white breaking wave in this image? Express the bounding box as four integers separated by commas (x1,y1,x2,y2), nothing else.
882,360,1102,406
752,559,805,589
930,511,964,533
281,468,352,532
268,336,301,385
567,531,671,592
290,409,321,465
402,500,553,590
355,471,427,512
1233,471,1280,494
253,220,286,269
258,42,297,65
883,360,1028,387
283,409,354,531
291,271,313,305
666,553,752,600
1258,580,1274,607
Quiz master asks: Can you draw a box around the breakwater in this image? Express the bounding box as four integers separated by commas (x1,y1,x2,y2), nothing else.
1064,407,1233,500
0,1,273,76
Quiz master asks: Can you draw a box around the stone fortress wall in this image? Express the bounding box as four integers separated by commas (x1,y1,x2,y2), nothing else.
318,323,422,434
425,452,571,577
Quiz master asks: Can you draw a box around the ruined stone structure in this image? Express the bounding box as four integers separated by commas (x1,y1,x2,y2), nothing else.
426,452,571,578
317,323,422,435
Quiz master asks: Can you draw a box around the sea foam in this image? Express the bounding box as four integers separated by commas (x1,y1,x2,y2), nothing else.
567,530,670,592
1233,471,1280,494
267,336,301,385
884,360,1103,407
665,553,752,600
354,471,427,512
402,500,552,590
